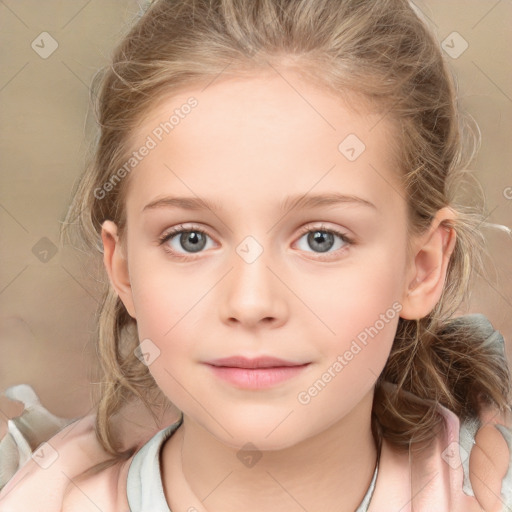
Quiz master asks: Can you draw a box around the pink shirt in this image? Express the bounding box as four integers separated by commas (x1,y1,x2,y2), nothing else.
0,384,511,511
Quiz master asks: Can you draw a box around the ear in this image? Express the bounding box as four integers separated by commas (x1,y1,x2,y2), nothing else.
400,207,457,320
101,220,136,318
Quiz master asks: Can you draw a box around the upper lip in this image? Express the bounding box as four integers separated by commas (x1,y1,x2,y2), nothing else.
205,356,309,369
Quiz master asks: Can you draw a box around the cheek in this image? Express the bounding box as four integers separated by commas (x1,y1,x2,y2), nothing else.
127,245,207,336
126,249,223,379
127,261,205,410
293,241,406,390
300,245,406,339
293,263,403,422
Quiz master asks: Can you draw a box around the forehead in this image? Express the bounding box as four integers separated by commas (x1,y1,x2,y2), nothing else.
123,69,403,218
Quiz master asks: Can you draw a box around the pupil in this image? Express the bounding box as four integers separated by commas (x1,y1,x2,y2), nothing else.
181,231,206,252
309,231,333,253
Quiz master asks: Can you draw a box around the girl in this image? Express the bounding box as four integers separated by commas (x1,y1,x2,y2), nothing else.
1,0,511,510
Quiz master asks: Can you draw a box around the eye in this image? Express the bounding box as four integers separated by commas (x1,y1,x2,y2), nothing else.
158,223,354,261
158,224,215,260
294,224,354,260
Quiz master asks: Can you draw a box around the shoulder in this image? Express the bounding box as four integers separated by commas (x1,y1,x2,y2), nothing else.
60,419,183,511
0,414,132,512
59,455,134,512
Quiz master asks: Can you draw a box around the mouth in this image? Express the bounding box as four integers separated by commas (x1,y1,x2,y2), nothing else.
205,355,309,369
203,356,311,389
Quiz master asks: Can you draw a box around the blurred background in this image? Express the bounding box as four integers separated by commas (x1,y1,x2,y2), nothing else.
1,0,511,420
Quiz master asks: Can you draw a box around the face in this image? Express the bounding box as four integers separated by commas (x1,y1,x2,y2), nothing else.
109,69,413,450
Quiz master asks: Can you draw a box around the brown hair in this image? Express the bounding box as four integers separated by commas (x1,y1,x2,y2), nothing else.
62,0,511,470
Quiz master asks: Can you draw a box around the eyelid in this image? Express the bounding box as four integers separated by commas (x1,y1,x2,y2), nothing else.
296,222,354,242
158,222,355,260
158,223,215,246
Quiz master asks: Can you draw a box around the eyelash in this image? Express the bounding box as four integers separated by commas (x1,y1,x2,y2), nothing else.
158,223,355,261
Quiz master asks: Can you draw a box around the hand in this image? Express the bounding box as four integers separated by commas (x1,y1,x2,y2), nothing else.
469,403,512,512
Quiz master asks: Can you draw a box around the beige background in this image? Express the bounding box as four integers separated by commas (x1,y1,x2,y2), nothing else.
1,0,511,419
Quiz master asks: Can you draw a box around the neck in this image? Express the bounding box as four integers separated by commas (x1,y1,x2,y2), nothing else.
162,387,378,512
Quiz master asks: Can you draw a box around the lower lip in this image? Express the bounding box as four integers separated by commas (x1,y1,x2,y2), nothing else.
205,364,310,389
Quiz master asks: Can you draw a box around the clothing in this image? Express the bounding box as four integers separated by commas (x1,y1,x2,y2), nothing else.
125,403,512,512
126,415,380,512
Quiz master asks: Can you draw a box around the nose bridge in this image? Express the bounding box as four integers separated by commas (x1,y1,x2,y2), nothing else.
220,233,287,326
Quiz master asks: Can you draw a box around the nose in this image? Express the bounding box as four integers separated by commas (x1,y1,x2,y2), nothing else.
219,245,288,329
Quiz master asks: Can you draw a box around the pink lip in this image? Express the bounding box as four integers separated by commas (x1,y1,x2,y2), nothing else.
204,356,310,389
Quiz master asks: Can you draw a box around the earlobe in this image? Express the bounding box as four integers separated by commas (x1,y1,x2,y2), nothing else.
100,220,137,318
400,208,457,320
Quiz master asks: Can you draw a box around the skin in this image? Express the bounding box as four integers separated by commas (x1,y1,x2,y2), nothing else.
100,67,457,512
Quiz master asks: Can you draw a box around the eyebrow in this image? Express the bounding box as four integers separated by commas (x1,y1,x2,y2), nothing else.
142,192,377,214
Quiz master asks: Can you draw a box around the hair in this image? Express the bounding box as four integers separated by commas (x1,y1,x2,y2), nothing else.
62,0,512,475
